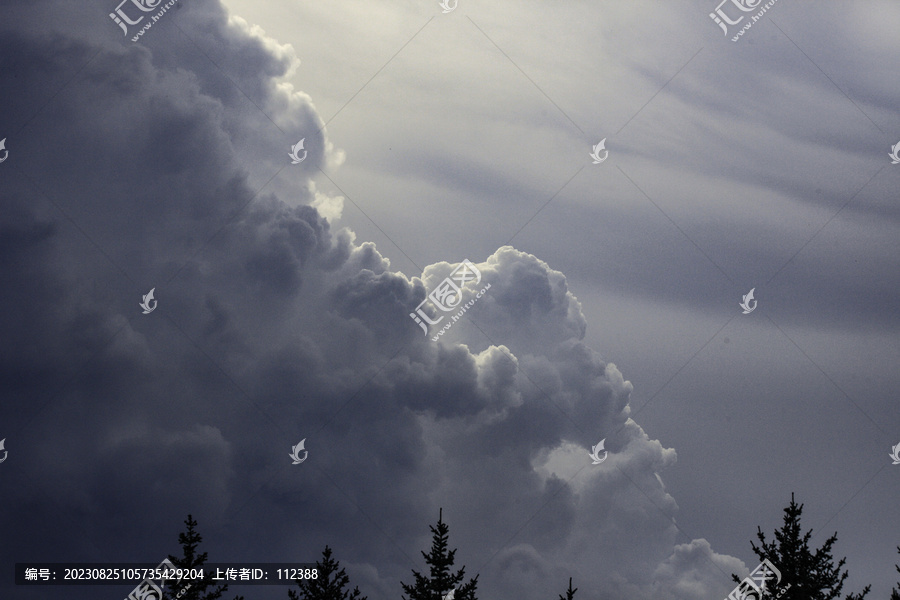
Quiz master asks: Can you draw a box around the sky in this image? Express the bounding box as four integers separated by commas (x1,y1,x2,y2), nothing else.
0,1,899,599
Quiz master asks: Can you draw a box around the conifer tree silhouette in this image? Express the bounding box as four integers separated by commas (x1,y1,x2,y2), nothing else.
558,577,577,600
732,494,869,600
288,545,366,600
401,508,478,600
163,514,243,600
890,546,900,600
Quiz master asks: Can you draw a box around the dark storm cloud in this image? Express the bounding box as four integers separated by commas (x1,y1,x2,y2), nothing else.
0,2,759,600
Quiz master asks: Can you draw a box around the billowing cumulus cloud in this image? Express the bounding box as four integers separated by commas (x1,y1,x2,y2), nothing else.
0,2,747,600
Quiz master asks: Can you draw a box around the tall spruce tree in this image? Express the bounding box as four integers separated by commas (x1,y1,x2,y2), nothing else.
891,546,900,600
732,494,869,600
401,509,478,600
163,514,243,600
288,545,366,600
558,577,577,600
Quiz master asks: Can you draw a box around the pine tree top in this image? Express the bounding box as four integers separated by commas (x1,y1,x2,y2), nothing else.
558,577,577,600
401,509,478,600
733,495,870,600
289,545,367,600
